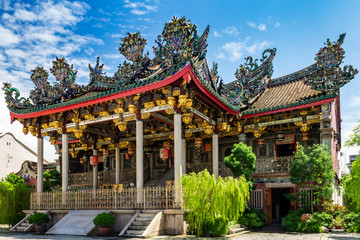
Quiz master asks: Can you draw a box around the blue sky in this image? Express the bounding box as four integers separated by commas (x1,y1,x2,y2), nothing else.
0,0,360,161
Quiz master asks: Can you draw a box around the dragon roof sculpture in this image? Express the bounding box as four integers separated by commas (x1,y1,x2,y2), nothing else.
2,17,358,117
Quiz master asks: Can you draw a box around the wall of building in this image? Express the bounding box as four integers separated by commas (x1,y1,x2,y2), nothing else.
0,133,38,179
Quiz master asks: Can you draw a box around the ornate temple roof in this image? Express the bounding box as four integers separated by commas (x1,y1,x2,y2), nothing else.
2,17,358,121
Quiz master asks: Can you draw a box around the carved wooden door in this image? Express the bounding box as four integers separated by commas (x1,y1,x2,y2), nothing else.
264,188,272,224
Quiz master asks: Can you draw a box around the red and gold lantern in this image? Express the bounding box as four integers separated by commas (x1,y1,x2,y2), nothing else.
91,156,98,165
160,147,169,160
128,145,135,155
204,143,212,152
301,132,310,141
195,138,203,148
126,153,132,160
257,139,265,145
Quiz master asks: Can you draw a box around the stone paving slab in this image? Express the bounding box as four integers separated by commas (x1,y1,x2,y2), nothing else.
0,231,360,240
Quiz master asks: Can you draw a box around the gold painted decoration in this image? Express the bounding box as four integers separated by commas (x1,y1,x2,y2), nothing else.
167,97,176,107
117,121,127,132
254,130,262,138
182,113,193,124
185,99,193,109
99,111,109,117
237,124,242,133
50,136,57,145
84,113,95,120
172,86,180,96
141,112,150,119
188,124,197,129
185,132,192,138
165,108,174,115
114,107,125,114
124,115,136,122
144,101,155,109
82,143,89,151
178,95,187,106
118,141,129,149
220,122,227,131
128,104,136,114
204,125,213,135
41,132,48,137
300,109,308,116
23,127,29,135
41,123,49,129
155,99,166,106
300,123,310,132
169,135,174,140
29,126,37,136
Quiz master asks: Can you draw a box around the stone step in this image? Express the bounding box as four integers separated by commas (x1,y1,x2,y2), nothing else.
14,226,28,231
230,224,241,229
122,234,145,238
141,209,160,213
20,223,31,227
132,221,151,226
126,229,144,235
139,213,156,217
128,225,147,230
228,227,245,234
136,217,153,221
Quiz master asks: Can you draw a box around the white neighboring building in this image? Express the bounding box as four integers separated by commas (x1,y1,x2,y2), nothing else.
0,132,48,180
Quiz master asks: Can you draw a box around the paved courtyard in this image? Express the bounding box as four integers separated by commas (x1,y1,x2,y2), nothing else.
0,231,360,240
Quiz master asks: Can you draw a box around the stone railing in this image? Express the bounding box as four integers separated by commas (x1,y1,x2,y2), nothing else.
255,156,294,174
30,186,180,210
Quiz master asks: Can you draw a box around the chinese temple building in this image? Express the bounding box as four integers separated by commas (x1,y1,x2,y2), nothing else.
3,16,358,230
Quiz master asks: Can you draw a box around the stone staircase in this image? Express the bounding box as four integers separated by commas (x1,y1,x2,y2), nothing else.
120,210,160,238
228,223,245,235
10,210,42,232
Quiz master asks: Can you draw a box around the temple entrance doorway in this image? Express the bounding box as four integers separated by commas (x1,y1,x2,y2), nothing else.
271,188,291,223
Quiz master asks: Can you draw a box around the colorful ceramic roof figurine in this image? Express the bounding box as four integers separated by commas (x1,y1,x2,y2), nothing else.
2,17,358,122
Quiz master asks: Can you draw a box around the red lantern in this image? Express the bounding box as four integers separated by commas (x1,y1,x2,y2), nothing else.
257,139,265,145
128,146,135,155
126,153,132,160
195,138,203,148
163,141,171,149
204,143,212,152
92,156,98,165
301,132,310,141
160,147,169,160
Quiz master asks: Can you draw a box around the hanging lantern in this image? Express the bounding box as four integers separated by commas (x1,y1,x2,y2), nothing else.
276,131,285,141
80,157,85,164
257,139,265,145
126,152,132,160
91,156,98,165
128,145,135,155
301,132,310,141
195,138,203,148
204,143,212,152
163,142,171,149
160,147,169,160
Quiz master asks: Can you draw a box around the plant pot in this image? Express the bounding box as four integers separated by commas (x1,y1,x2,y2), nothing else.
99,226,112,236
334,225,343,229
35,224,47,234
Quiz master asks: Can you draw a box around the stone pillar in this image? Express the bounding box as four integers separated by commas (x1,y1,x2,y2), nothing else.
136,119,144,203
120,153,124,182
115,147,120,184
93,149,98,190
174,112,182,203
62,133,69,192
37,137,44,193
212,133,219,178
181,139,186,174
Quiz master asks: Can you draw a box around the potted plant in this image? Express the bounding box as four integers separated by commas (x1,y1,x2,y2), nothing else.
28,212,50,234
93,212,115,236
334,215,343,229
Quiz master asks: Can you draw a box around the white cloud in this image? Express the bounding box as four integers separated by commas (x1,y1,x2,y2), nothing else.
218,39,270,62
222,26,239,36
213,30,221,37
275,22,280,28
248,21,267,31
258,23,266,31
0,26,20,46
124,0,158,15
0,1,104,161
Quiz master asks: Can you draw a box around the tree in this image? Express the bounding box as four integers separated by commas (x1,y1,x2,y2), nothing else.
0,173,32,226
344,157,360,211
289,144,334,210
345,120,360,147
43,170,61,192
224,142,256,185
181,170,249,236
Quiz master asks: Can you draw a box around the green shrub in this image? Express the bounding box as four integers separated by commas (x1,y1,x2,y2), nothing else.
300,212,333,233
343,212,360,232
181,170,249,236
28,213,49,225
281,209,308,232
93,213,115,227
239,208,266,228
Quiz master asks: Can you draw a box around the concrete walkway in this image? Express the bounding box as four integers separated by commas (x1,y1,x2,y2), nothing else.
0,231,359,240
